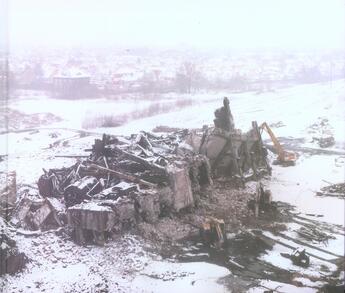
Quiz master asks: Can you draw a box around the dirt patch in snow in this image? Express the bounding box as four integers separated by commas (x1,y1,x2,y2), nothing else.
0,108,62,132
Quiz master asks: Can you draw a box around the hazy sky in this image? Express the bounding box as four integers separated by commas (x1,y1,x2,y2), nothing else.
8,0,345,50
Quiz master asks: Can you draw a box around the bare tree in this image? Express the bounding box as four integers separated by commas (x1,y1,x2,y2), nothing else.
175,61,197,93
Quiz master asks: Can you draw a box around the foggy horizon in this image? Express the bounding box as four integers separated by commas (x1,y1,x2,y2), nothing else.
7,0,345,51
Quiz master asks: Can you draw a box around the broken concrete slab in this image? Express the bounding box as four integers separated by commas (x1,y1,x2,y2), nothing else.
67,201,116,245
66,198,137,244
30,201,54,230
67,201,116,232
10,196,33,227
167,166,194,212
11,196,62,230
30,198,63,230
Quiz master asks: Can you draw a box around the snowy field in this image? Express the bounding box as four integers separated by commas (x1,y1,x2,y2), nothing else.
8,80,345,144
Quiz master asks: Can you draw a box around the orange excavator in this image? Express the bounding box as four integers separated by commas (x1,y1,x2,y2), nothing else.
260,122,297,166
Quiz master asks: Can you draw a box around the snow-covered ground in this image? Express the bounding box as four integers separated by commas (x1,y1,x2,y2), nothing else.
2,233,230,293
97,80,345,145
267,154,344,225
9,80,344,144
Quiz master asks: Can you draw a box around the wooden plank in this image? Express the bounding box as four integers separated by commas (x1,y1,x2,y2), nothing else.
89,163,157,188
276,232,342,258
112,145,167,175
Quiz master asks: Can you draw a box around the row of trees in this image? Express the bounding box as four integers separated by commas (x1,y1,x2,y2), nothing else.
171,63,345,93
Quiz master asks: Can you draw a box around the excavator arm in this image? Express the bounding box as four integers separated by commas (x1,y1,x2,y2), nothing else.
260,122,297,165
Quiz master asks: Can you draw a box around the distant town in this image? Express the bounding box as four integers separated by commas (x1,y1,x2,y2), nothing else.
2,48,345,98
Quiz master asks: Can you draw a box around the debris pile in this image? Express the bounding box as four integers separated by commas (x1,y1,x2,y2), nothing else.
296,226,336,244
1,97,271,248
308,117,335,148
0,218,27,275
316,183,345,199
35,130,213,244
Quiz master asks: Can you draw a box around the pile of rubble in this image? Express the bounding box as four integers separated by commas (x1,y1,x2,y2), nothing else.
0,218,27,275
316,182,345,199
38,130,214,244
308,117,335,148
0,172,27,275
1,98,271,251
